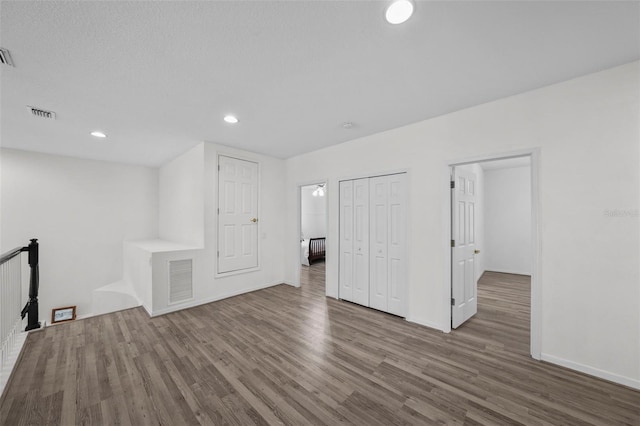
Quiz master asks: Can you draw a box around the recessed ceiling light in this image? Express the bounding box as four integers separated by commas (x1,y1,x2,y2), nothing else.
342,122,355,129
224,115,239,124
90,131,107,138
385,0,414,24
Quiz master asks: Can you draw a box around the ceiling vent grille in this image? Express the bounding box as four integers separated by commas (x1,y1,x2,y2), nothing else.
0,48,14,67
28,106,56,120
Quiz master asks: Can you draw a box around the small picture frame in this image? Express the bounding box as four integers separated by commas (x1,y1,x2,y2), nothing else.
51,306,76,324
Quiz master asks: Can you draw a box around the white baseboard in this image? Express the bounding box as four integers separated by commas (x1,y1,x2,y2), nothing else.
283,280,299,288
50,310,137,324
484,268,531,276
0,331,28,398
76,313,94,321
142,303,153,317
149,280,283,317
406,316,445,332
541,353,640,390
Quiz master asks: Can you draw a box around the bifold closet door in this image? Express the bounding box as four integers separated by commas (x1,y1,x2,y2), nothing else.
339,178,369,306
369,174,406,316
339,174,405,315
339,180,354,302
352,178,370,306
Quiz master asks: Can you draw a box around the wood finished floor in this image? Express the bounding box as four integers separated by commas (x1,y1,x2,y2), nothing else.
1,264,639,425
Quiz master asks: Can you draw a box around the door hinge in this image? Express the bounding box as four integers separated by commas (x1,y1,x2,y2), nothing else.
217,208,219,214
217,251,219,258
451,239,455,247
450,181,455,189
451,298,455,306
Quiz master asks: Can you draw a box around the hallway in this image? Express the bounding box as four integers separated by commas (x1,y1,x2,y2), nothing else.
1,269,638,425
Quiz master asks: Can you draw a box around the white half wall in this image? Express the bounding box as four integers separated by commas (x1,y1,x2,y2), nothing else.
0,148,158,319
149,142,286,316
159,143,205,247
484,165,531,275
301,185,326,239
284,61,640,388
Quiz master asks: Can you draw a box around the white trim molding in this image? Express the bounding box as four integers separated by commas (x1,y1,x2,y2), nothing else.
0,330,27,397
443,148,542,361
148,280,282,317
406,316,444,331
541,353,640,391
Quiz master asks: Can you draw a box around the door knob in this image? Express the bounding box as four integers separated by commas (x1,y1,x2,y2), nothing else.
251,218,258,223
474,249,480,254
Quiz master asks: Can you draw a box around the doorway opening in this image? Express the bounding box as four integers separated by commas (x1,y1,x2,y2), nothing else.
447,150,540,360
298,183,327,294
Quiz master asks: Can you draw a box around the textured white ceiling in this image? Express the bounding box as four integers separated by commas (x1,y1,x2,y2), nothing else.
1,1,638,166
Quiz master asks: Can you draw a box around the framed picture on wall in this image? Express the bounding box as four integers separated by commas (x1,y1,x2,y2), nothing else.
51,306,76,324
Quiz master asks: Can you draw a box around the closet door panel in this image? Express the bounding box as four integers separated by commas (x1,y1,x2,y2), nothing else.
387,173,406,316
339,180,354,302
352,178,370,306
369,176,388,312
339,173,406,316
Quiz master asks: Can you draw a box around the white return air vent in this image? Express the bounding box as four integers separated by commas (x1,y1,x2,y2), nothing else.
28,106,56,120
168,259,193,304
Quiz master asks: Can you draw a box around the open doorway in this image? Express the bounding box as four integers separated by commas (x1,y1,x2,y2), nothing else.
299,183,327,293
447,151,540,359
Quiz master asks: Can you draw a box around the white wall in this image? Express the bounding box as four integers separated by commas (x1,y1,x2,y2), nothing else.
284,62,640,388
0,148,158,319
149,142,286,316
484,166,531,275
301,185,326,239
159,143,205,247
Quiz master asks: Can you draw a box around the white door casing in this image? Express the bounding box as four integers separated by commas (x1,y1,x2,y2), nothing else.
339,180,354,302
217,156,259,274
451,168,478,328
352,178,370,306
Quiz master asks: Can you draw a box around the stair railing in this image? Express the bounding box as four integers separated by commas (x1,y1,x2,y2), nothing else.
0,239,40,370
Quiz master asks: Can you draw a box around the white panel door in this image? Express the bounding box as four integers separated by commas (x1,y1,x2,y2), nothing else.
369,176,388,312
339,180,354,302
218,156,259,274
452,168,478,328
369,174,406,316
386,173,406,316
352,178,370,306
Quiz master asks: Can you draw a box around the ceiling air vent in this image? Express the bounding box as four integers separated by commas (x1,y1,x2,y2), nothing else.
0,48,14,67
28,106,56,120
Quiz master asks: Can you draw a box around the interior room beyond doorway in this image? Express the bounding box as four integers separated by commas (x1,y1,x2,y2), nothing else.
450,155,534,353
300,183,327,291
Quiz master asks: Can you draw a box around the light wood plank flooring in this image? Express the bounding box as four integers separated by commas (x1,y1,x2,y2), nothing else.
1,265,638,425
